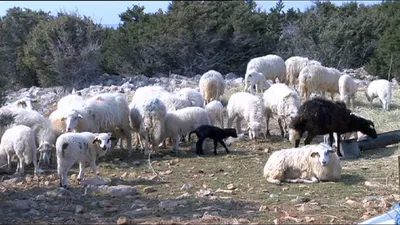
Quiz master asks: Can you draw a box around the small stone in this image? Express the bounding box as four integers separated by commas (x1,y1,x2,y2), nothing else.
117,216,130,225
75,205,84,214
119,162,129,168
227,184,236,190
29,200,38,208
25,177,32,183
121,172,129,178
143,186,156,193
269,194,279,198
164,170,172,175
106,207,118,213
71,174,77,182
181,184,192,190
305,217,315,223
35,194,46,201
14,200,30,210
99,200,112,208
264,148,270,153
28,208,40,216
259,205,267,211
346,199,358,206
44,181,50,186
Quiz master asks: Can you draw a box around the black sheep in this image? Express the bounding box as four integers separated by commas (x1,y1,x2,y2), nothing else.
188,125,238,155
288,97,378,157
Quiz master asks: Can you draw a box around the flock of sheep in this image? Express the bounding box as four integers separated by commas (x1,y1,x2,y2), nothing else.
0,54,393,188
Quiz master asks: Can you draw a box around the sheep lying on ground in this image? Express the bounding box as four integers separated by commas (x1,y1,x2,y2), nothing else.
0,107,57,166
60,93,132,154
0,125,40,176
245,54,286,85
205,100,226,128
285,56,321,89
243,71,270,94
288,98,378,157
263,143,341,184
298,65,342,101
365,79,392,111
263,83,300,137
56,132,116,188
164,106,211,153
188,125,237,155
199,70,226,105
227,92,264,140
338,74,358,108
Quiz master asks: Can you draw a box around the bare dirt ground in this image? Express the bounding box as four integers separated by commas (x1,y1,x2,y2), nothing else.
1,88,400,224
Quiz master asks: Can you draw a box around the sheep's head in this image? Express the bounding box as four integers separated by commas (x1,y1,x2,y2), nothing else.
246,122,261,140
224,128,238,138
38,142,56,166
352,115,378,139
310,143,335,166
93,132,117,154
61,109,83,132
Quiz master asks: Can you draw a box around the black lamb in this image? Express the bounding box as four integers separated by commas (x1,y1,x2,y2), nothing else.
188,125,238,155
288,97,378,157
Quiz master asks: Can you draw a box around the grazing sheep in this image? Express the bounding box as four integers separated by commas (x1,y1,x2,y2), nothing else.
365,79,392,111
263,143,341,184
285,56,321,89
56,132,116,188
288,98,378,157
199,70,226,105
0,107,57,166
263,83,300,137
188,125,237,155
298,65,342,101
338,74,359,108
243,71,270,94
0,125,39,176
226,92,264,140
164,107,211,153
245,54,286,86
175,87,205,108
60,93,132,154
205,100,226,128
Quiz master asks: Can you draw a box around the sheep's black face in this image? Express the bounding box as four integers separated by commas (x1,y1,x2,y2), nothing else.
360,120,378,139
225,128,238,138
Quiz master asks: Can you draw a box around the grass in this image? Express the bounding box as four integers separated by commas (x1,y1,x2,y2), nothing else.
1,87,400,224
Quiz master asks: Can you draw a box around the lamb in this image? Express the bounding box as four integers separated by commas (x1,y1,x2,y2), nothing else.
298,65,342,101
243,71,270,94
263,143,341,184
163,106,211,153
175,87,205,108
338,74,359,108
59,93,132,155
0,107,57,166
56,132,116,188
244,54,286,86
0,125,40,176
205,100,226,128
364,79,392,111
285,56,321,89
226,92,264,140
188,125,237,155
263,83,300,137
199,70,226,105
288,97,378,157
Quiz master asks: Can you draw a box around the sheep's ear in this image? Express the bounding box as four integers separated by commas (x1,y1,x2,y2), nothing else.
77,114,83,119
310,152,319,158
61,117,66,121
92,138,99,144
327,149,335,154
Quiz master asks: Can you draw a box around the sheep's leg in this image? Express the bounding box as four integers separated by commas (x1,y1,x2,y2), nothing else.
265,115,271,136
302,177,319,184
77,161,85,182
328,133,334,146
124,130,132,156
236,118,242,134
172,135,180,153
286,177,319,183
17,156,24,175
336,133,343,157
213,139,219,155
196,137,206,155
218,140,230,154
277,118,284,137
89,160,99,179
304,133,315,145
227,116,234,129
32,149,40,177
6,154,12,172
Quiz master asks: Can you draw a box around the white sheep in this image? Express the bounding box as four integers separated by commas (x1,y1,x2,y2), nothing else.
60,93,132,154
56,132,116,188
175,87,205,108
0,125,39,176
244,54,286,89
199,70,226,105
263,83,300,137
244,71,270,94
226,92,264,140
285,56,321,89
263,143,341,184
164,106,211,153
364,79,392,111
205,100,226,128
298,65,342,101
57,92,85,110
5,96,38,111
338,74,359,108
0,107,57,166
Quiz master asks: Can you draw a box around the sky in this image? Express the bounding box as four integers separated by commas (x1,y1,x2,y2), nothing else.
0,1,383,27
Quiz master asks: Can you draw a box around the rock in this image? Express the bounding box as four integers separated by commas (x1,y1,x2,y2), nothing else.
117,216,130,225
75,205,84,214
176,193,190,199
28,208,40,216
121,172,129,178
196,189,213,197
35,194,46,201
269,194,279,198
143,186,156,194
160,170,173,175
14,200,30,210
227,184,236,190
259,205,267,211
99,200,112,208
106,207,119,213
180,184,193,190
87,185,137,197
44,181,50,186
346,199,358,206
29,200,38,209
158,200,187,208
80,177,110,186
119,162,129,168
